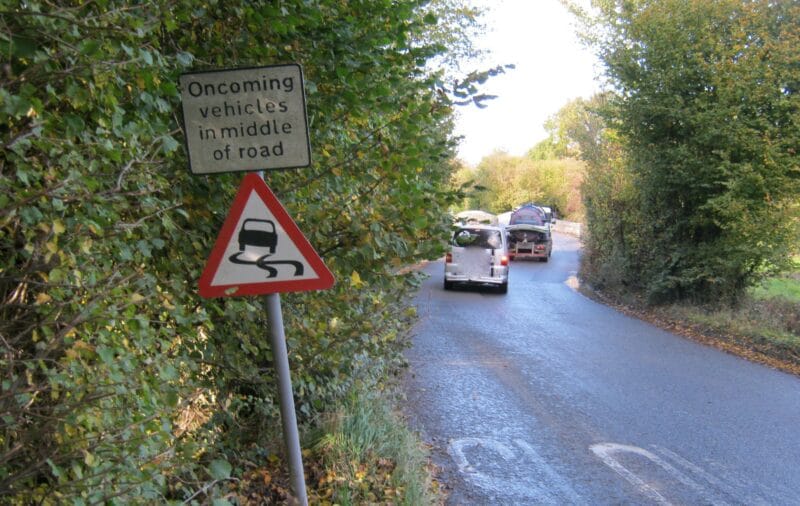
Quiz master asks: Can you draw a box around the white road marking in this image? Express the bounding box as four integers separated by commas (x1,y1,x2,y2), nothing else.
591,443,743,506
590,443,673,505
653,445,771,506
448,437,582,503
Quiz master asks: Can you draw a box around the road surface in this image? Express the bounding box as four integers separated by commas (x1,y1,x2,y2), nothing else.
404,232,800,505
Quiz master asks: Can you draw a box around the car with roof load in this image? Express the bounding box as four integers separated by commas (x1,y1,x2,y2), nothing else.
506,204,552,262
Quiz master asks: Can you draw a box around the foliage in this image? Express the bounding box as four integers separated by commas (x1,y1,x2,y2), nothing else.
528,97,604,162
454,150,584,219
0,0,485,502
420,0,486,71
569,93,651,290
574,0,800,303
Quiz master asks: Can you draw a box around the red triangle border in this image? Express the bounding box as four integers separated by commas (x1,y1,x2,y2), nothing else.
198,173,335,298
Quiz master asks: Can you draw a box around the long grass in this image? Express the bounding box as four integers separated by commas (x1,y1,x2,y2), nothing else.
306,387,440,505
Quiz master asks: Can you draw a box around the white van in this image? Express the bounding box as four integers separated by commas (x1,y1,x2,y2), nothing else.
444,224,509,293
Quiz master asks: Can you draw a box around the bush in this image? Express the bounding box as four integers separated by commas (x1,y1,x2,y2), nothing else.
1,1,472,501
576,0,800,304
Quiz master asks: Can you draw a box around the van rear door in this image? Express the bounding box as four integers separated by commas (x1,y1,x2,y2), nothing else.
452,246,494,279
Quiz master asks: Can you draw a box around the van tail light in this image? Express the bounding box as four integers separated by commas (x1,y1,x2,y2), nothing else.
445,252,452,263
500,255,509,266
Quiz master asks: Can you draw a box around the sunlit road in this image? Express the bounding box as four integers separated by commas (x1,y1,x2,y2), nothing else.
403,232,800,505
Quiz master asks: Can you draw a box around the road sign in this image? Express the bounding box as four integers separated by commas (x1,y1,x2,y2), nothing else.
180,64,311,175
198,173,334,297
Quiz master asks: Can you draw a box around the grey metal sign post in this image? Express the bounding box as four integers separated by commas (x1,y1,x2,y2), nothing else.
265,291,308,505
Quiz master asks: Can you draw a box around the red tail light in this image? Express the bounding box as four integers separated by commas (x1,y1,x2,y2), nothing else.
500,255,509,266
445,252,452,263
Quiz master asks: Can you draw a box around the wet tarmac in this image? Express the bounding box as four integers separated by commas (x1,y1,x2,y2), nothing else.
404,232,800,505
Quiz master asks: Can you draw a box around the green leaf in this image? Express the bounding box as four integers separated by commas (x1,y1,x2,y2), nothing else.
78,40,101,57
161,135,180,153
64,114,85,137
176,52,194,66
140,49,153,65
209,459,232,480
97,347,115,365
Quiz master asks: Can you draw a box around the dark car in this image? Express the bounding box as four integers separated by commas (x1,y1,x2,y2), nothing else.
238,219,277,254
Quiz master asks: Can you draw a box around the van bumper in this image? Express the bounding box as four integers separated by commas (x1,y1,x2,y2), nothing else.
444,268,508,285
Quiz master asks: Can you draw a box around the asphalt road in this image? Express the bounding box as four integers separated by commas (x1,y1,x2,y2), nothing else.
403,232,800,505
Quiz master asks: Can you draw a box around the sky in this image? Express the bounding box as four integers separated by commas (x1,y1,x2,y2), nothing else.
454,0,603,166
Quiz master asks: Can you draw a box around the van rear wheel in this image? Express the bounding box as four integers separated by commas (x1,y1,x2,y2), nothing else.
497,282,508,294
444,279,454,290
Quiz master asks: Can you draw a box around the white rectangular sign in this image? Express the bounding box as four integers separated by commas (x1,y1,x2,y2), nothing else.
180,64,311,174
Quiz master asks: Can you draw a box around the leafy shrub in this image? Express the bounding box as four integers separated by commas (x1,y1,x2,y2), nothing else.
576,0,800,304
1,1,476,501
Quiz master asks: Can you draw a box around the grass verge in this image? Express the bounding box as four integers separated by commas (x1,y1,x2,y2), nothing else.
580,274,800,376
222,385,441,505
305,387,441,505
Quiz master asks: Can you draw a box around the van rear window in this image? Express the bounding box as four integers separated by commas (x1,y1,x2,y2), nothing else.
453,228,502,249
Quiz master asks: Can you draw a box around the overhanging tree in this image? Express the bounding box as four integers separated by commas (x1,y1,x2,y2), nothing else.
575,0,800,303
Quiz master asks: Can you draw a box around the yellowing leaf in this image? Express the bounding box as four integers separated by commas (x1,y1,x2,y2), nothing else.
73,340,94,352
36,293,52,305
349,271,363,288
130,293,146,303
53,220,66,235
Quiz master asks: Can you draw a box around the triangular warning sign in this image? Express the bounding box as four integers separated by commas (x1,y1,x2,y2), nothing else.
199,173,335,298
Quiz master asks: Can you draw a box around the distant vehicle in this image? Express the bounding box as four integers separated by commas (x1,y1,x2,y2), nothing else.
497,211,512,227
238,218,277,254
444,224,509,293
507,204,552,262
454,210,499,226
540,206,556,225
506,225,552,261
